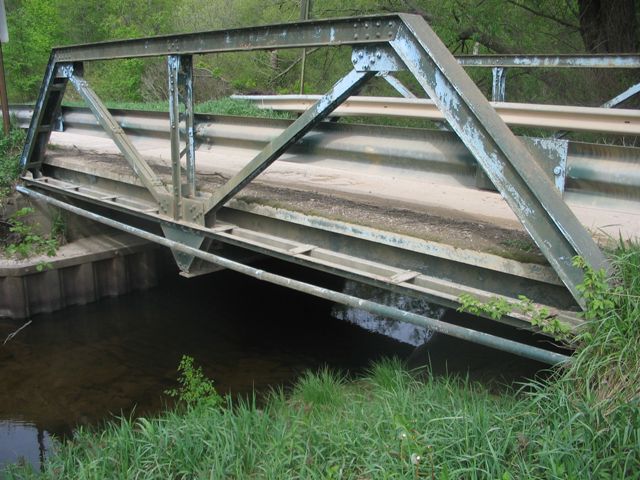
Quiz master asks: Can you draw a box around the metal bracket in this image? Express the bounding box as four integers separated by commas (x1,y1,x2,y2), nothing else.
352,45,404,72
476,137,568,193
160,224,205,272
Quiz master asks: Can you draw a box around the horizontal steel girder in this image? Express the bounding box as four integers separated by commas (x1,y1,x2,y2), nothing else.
456,54,640,68
54,15,404,62
17,184,570,365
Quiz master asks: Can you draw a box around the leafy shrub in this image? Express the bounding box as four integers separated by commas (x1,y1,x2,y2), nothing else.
165,355,222,409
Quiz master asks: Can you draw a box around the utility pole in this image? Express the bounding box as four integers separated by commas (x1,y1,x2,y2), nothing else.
0,0,9,135
299,0,311,94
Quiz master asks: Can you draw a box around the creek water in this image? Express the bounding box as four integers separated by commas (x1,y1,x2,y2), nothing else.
0,260,545,472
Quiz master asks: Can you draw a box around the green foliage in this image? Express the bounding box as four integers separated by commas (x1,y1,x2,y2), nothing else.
573,255,621,321
5,0,629,106
165,355,222,409
2,207,58,269
0,125,26,201
8,349,640,479
292,367,346,408
457,293,511,320
4,0,64,101
458,293,572,341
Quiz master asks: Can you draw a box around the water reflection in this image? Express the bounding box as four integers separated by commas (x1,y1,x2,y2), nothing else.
0,421,51,471
332,280,445,346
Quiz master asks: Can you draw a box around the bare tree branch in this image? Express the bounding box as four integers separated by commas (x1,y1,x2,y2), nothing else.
3,320,32,345
457,27,513,54
507,0,580,30
269,48,319,85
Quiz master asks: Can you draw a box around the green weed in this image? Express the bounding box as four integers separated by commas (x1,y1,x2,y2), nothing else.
2,207,58,269
164,355,222,410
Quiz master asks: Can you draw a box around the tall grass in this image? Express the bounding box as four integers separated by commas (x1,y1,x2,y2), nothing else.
4,249,639,479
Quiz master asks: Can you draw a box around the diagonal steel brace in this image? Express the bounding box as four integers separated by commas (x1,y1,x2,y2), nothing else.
60,64,170,207
390,14,609,307
205,68,376,214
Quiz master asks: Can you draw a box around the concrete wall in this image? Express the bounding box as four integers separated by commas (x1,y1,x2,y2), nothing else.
0,233,174,319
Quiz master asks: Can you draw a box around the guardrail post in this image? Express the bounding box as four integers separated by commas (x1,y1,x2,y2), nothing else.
491,67,506,102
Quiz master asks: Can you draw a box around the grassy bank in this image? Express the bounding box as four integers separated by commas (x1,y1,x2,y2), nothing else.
4,245,639,479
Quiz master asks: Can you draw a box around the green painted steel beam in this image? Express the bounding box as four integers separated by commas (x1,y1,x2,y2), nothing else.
456,53,640,68
62,65,170,207
53,15,403,62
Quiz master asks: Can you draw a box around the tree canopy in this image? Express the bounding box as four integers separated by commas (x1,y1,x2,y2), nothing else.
3,0,639,105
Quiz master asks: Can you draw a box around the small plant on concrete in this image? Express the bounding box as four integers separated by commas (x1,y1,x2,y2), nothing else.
165,355,222,409
457,293,511,320
458,293,572,342
0,125,26,203
3,207,59,270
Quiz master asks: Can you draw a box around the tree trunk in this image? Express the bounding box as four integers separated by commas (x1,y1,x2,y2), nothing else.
578,0,638,52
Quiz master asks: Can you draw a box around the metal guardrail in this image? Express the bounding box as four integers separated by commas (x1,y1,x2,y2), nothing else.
10,105,640,210
233,95,640,136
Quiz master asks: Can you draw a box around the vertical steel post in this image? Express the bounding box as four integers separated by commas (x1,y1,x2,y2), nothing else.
492,67,506,102
299,0,310,94
0,42,9,135
178,55,196,198
168,55,182,220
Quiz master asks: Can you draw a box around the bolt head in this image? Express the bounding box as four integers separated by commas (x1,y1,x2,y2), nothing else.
553,166,562,175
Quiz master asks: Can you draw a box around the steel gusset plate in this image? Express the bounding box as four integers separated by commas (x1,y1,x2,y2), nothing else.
389,14,609,308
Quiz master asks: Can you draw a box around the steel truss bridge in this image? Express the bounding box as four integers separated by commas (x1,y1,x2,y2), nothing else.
15,13,640,365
